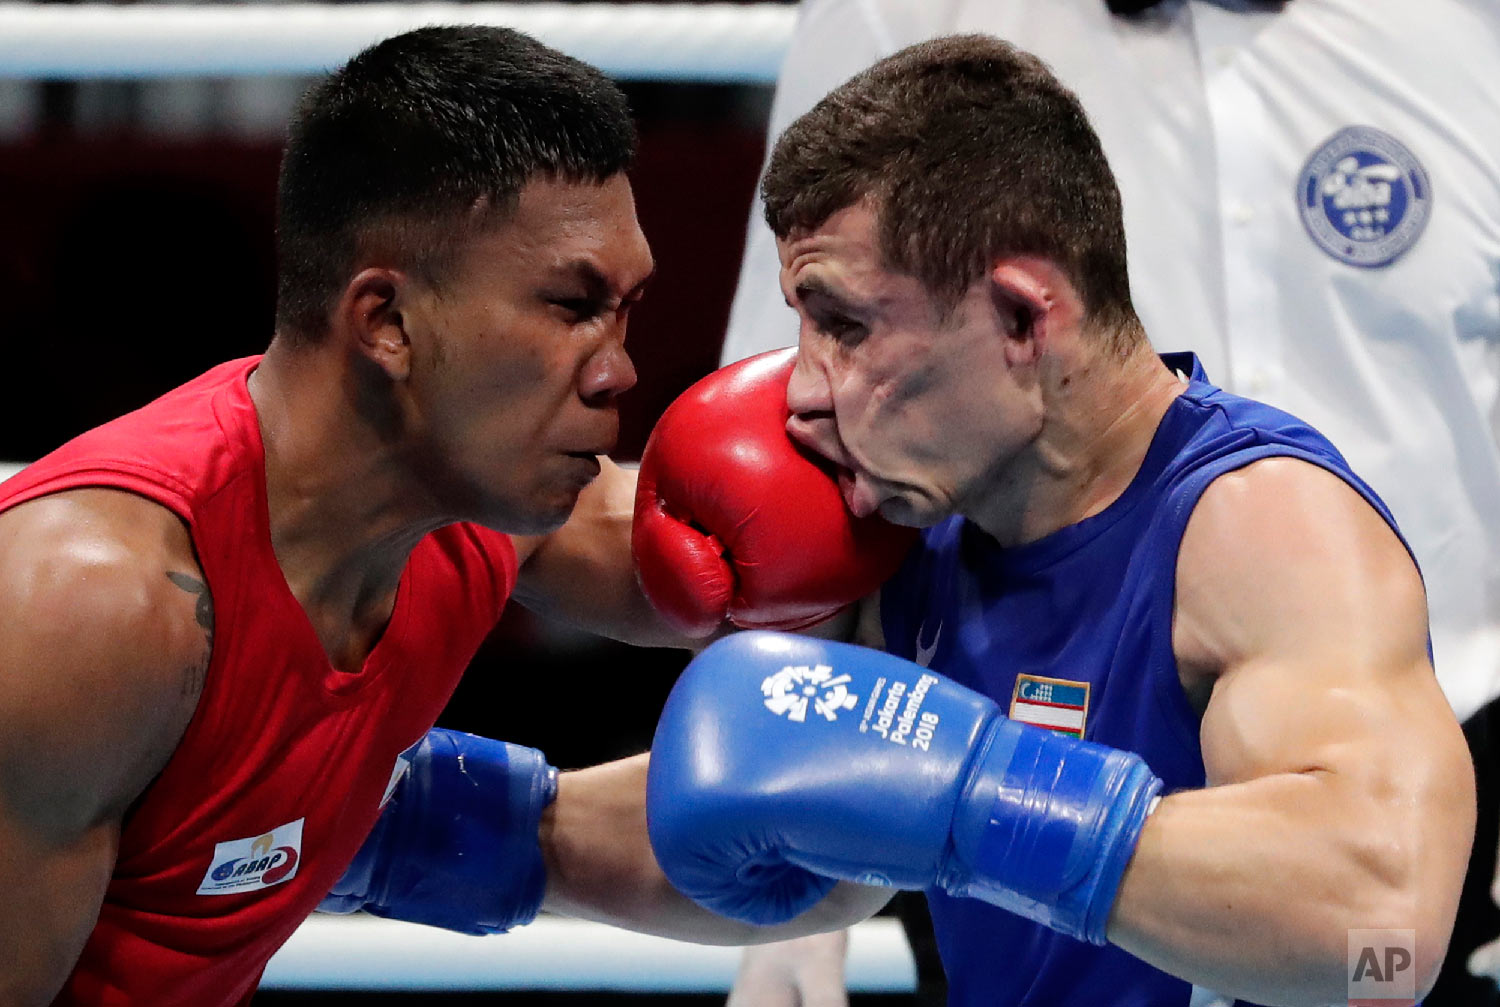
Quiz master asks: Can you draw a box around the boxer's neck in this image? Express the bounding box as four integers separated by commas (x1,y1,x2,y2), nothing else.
966,337,1186,547
248,341,444,671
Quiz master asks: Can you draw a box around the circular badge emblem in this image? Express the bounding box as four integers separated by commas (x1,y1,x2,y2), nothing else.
1296,126,1432,268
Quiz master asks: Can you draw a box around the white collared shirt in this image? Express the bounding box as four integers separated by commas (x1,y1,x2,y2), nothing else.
721,0,1500,719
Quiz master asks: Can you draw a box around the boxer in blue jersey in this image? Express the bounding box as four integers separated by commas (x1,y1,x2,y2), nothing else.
644,35,1475,1007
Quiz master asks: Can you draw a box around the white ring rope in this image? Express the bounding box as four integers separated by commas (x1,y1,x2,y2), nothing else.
264,915,917,992
0,3,796,82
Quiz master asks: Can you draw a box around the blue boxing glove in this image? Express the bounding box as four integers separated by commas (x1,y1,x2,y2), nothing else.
320,728,558,935
647,632,1161,945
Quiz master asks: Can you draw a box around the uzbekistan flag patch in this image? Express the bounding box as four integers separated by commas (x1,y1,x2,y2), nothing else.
1009,674,1090,738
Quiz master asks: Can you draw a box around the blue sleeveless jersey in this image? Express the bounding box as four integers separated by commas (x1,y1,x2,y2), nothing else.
880,354,1412,1007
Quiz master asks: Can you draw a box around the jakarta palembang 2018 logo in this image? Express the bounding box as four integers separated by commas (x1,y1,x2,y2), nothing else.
762,664,859,723
1297,125,1432,268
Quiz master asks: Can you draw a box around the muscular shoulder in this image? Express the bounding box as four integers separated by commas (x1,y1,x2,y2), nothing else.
0,489,209,837
1172,457,1428,683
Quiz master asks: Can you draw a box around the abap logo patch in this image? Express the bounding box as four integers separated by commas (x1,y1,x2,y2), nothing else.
1297,126,1431,268
197,818,303,896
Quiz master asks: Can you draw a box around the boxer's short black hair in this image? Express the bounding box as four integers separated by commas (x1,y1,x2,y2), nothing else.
275,25,636,341
763,34,1139,340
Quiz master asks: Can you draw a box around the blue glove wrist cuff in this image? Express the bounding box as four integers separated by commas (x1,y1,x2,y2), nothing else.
320,728,558,935
944,718,1161,945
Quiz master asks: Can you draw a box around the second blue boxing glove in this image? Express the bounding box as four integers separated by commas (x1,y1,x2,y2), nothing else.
320,728,557,935
646,632,1161,945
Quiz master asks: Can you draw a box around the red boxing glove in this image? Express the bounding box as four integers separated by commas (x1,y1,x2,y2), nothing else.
633,348,917,637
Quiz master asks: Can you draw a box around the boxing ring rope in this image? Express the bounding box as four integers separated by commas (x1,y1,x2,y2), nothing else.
0,5,906,995
0,3,796,82
264,915,917,992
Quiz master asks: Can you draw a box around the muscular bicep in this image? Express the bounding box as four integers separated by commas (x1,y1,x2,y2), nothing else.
1174,458,1471,857
1112,459,1475,995
0,491,207,1003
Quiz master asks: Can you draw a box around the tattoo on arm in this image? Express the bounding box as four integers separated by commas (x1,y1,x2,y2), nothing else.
165,571,214,699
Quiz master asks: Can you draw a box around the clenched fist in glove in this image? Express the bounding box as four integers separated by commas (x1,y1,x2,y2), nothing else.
633,349,916,637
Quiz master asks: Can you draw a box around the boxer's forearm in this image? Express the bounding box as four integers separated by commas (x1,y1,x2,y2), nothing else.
539,755,890,943
1108,767,1470,1006
512,460,699,650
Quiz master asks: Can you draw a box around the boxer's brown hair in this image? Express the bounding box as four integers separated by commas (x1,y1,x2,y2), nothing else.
763,35,1139,340
275,25,636,342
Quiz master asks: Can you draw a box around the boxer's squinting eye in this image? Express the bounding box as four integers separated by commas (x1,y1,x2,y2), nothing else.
548,297,603,322
817,314,867,345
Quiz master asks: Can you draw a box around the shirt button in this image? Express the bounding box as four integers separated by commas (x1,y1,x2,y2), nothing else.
1227,200,1256,226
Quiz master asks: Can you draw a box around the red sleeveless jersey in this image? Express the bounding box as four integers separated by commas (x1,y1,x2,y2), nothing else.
0,357,518,1006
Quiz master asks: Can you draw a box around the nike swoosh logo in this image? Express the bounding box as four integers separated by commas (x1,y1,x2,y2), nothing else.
915,621,942,668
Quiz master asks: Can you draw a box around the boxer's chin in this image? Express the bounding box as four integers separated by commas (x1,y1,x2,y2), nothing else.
876,490,949,529
475,482,582,537
876,499,923,528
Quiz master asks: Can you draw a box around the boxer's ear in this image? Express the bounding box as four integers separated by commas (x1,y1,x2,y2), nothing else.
987,259,1047,367
987,256,1081,367
341,267,411,382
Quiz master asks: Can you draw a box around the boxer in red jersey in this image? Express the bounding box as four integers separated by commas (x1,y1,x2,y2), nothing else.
0,27,901,1006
